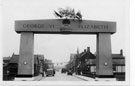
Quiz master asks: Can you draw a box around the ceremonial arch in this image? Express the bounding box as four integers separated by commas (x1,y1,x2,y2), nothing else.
15,19,116,79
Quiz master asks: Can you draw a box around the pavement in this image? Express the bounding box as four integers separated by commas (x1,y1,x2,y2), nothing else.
73,74,95,81
40,72,83,81
33,72,116,81
34,72,95,81
33,74,45,81
73,74,116,81
14,72,95,81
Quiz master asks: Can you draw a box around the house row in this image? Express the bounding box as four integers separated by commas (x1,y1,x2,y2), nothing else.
66,47,125,81
3,53,51,80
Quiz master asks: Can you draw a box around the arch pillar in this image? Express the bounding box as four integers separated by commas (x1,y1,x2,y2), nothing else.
96,33,113,78
16,32,34,78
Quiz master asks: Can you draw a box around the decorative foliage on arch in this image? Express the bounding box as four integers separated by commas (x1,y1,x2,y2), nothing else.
54,7,82,21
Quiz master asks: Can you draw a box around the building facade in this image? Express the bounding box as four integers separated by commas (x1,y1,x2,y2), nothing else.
66,47,125,81
3,53,45,80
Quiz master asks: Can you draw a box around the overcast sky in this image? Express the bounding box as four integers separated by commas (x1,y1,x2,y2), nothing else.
1,0,129,63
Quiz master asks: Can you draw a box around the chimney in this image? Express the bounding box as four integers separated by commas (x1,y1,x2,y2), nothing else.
84,49,87,52
12,52,15,56
87,47,90,52
120,49,123,56
77,48,79,54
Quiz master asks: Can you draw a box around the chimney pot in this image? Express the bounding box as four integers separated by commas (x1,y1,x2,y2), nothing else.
120,49,123,56
87,47,90,51
84,49,86,52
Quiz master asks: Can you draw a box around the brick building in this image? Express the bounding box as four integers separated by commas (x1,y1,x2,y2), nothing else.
3,53,45,80
67,47,125,81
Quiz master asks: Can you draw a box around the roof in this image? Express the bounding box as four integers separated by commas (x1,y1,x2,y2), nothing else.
112,54,125,59
37,54,44,61
9,54,44,64
80,51,96,59
113,59,125,65
3,57,11,61
44,59,53,64
86,59,125,65
9,55,19,63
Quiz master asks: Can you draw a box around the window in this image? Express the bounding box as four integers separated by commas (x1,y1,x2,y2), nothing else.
116,66,125,73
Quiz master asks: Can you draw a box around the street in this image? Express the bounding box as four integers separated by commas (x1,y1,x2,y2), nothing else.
40,71,85,81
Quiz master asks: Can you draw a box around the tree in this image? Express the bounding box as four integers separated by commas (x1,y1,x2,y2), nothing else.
54,7,82,21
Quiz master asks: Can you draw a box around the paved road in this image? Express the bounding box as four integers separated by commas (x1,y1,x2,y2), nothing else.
40,71,85,81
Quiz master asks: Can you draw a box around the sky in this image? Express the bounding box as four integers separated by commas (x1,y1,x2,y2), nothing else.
1,0,129,63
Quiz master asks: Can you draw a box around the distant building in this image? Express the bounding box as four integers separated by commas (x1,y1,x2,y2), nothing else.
34,54,44,76
112,49,125,81
44,59,54,69
3,54,19,80
3,53,45,80
70,54,76,61
66,47,125,81
3,56,11,66
76,47,96,76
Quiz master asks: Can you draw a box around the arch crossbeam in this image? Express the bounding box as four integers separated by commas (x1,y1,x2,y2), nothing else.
15,19,116,34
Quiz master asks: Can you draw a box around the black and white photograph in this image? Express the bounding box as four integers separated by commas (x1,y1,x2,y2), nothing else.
1,0,130,85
